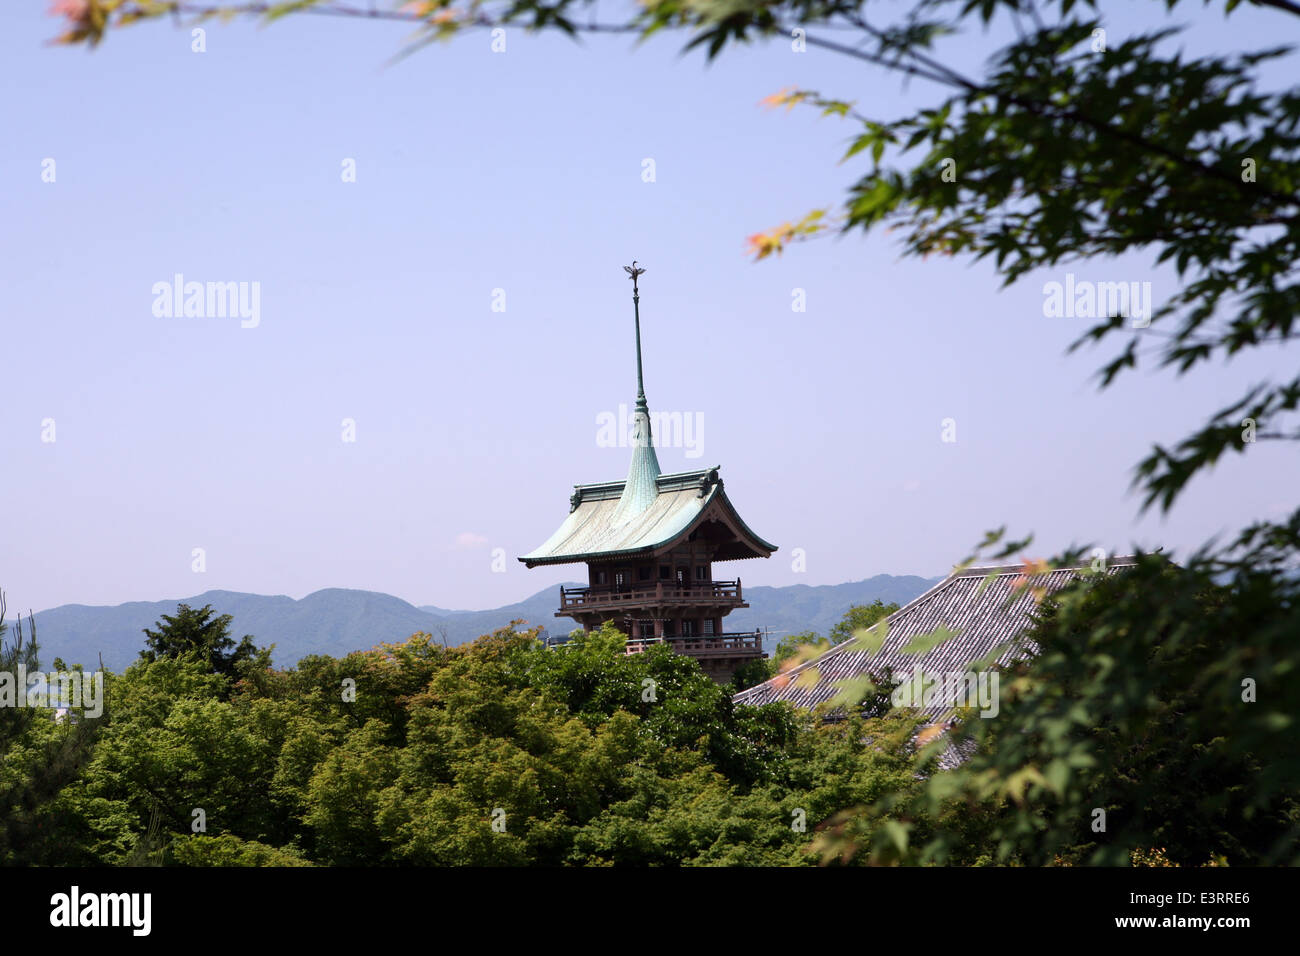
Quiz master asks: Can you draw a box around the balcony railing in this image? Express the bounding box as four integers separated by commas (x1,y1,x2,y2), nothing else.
559,579,742,610
624,631,764,659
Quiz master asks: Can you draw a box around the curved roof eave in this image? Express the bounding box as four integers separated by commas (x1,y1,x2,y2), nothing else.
518,478,777,567
709,485,778,556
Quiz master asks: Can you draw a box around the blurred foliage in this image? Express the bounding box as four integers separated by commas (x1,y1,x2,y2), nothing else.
767,601,899,688
772,631,830,671
829,600,898,645
811,541,1300,865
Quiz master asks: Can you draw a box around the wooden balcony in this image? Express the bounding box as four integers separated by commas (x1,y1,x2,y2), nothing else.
559,579,742,611
624,631,764,659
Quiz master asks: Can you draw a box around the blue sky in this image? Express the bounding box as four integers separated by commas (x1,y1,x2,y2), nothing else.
2,1,1296,614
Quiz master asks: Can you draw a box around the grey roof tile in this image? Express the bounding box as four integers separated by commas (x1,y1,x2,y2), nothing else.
734,559,1137,723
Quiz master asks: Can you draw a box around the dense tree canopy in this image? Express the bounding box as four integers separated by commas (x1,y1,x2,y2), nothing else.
0,611,934,865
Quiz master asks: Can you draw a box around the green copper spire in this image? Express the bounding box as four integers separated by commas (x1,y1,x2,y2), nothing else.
630,262,648,409
613,261,661,522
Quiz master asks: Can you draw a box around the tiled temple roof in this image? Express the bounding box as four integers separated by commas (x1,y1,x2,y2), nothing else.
734,558,1138,717
519,467,776,566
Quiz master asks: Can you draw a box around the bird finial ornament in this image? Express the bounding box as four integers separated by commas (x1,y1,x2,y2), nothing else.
623,261,646,293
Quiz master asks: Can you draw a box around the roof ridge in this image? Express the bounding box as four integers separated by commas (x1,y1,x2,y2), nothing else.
657,466,722,482
572,465,722,497
955,555,1142,577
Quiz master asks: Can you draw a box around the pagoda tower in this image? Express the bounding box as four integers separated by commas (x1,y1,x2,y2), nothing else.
519,263,776,683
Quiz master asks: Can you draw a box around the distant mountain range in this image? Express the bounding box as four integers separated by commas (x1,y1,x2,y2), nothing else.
28,574,942,673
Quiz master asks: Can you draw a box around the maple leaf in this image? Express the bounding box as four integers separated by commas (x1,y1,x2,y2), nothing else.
916,724,945,746
49,0,90,17
759,87,806,111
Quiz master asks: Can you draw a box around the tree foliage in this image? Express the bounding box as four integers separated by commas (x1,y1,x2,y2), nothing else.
0,591,103,865
3,616,937,865
829,600,898,645
814,544,1300,865
141,603,269,685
